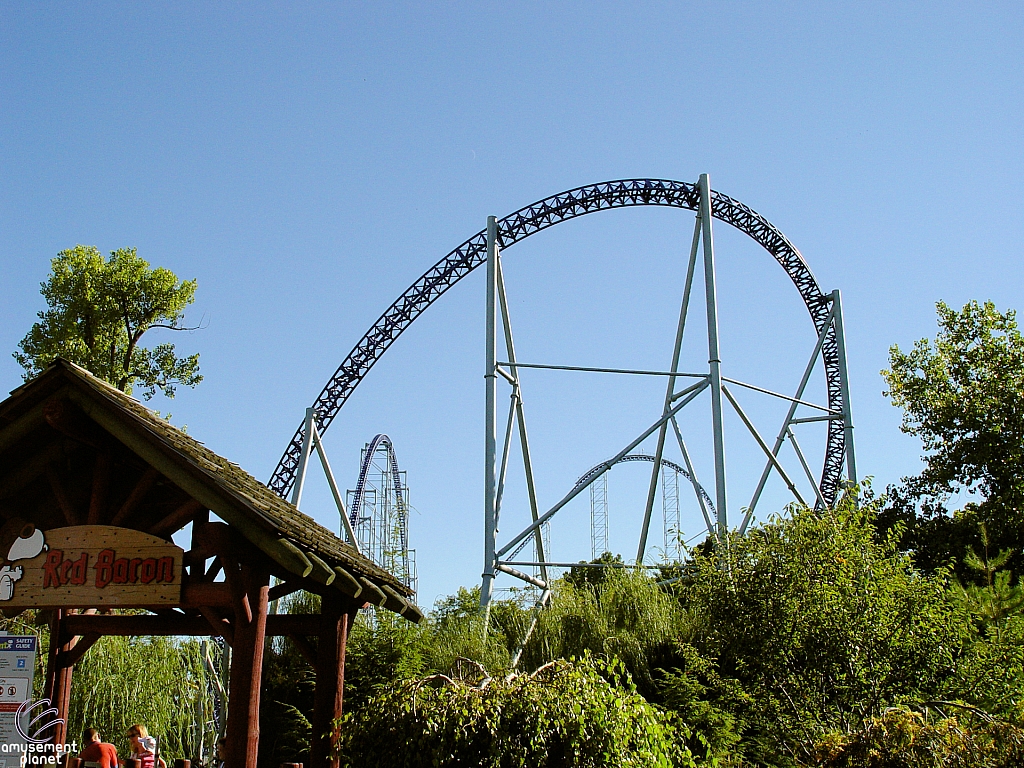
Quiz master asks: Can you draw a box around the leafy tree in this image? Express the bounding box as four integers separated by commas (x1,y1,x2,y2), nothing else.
953,525,1024,638
564,552,626,590
666,495,972,766
15,245,201,398
519,567,685,698
333,655,698,768
66,633,220,762
880,300,1024,575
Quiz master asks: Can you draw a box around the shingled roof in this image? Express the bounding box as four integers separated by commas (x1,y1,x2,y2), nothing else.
0,359,419,619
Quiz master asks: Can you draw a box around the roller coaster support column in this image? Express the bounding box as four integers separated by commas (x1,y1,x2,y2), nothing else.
700,174,729,539
638,213,702,562
481,215,498,611
291,407,316,508
831,289,857,489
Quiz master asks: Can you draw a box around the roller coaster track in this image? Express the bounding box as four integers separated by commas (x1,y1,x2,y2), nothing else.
349,433,408,551
573,453,717,515
269,178,845,507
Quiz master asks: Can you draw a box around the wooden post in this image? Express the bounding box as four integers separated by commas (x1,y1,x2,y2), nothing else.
224,564,270,768
309,594,356,768
43,609,74,746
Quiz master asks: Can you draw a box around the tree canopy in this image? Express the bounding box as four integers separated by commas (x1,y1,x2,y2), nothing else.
881,300,1024,575
14,245,201,399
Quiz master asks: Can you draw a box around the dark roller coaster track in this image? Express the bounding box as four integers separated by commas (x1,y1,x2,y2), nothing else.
269,178,846,507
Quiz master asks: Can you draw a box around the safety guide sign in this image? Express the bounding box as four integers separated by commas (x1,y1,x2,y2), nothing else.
0,634,36,767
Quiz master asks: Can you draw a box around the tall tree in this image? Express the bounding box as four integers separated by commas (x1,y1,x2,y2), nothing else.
880,300,1024,575
14,245,201,398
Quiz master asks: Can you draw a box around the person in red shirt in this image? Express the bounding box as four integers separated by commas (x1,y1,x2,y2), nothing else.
79,727,118,768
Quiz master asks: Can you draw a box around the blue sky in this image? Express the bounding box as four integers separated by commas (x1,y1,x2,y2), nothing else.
2,2,1022,607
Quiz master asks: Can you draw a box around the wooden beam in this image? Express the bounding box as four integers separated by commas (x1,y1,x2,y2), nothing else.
181,581,233,609
222,554,252,625
151,498,205,539
65,391,289,558
358,578,387,607
44,609,73,746
199,607,234,647
311,593,356,768
57,632,100,669
109,466,161,526
46,463,82,526
268,580,303,602
185,506,211,578
0,399,47,455
88,451,111,525
225,564,269,768
43,396,109,450
62,611,321,636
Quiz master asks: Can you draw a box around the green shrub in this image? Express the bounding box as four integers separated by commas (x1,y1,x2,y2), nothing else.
815,707,1024,767
333,655,697,767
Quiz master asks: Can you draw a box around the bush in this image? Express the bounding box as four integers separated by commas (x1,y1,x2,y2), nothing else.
665,494,972,765
333,655,698,767
815,707,1024,767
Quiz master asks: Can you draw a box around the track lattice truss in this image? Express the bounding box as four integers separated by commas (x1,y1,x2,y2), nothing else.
269,179,846,507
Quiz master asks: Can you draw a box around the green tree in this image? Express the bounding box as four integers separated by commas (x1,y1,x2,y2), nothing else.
880,300,1024,575
14,245,201,398
667,496,971,766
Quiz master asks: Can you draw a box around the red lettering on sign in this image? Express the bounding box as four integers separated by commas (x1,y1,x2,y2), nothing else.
69,553,89,585
95,549,114,587
45,546,178,590
43,550,63,588
158,557,174,582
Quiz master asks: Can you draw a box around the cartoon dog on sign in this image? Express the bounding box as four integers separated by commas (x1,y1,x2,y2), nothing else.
0,520,46,601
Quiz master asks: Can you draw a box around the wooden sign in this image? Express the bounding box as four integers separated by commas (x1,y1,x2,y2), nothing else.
0,526,183,608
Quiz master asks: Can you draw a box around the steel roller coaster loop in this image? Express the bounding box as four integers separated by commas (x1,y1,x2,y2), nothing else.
347,433,416,592
269,178,851,512
574,453,716,514
349,433,408,544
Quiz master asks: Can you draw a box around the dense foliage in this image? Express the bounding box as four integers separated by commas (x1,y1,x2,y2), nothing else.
15,245,201,398
327,493,1024,767
333,655,697,768
881,300,1024,577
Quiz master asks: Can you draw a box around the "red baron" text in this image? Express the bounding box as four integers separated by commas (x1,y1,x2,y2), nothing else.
43,549,175,588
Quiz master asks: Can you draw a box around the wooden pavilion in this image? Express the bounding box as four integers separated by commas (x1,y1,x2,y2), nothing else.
0,359,421,768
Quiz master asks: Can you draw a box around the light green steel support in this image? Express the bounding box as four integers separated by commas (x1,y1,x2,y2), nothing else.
786,427,827,509
496,379,709,560
481,216,498,611
722,385,807,507
494,393,517,529
699,174,728,539
308,419,360,550
638,215,702,563
670,416,716,537
742,302,836,532
290,407,316,508
496,255,548,584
